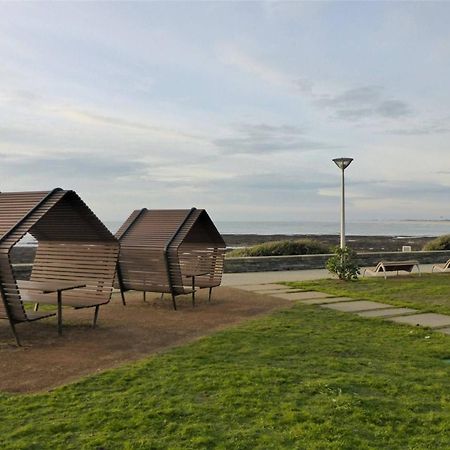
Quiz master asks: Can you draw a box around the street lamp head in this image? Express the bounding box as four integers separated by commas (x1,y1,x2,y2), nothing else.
333,157,353,170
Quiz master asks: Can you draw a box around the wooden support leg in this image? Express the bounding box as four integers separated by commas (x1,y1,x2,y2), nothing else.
143,291,147,302
93,305,100,328
208,287,213,303
10,321,21,347
120,288,127,306
192,276,195,308
57,290,63,336
171,294,177,311
160,293,165,301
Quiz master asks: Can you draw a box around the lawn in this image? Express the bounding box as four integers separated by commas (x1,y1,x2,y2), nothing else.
1,301,450,449
287,273,450,315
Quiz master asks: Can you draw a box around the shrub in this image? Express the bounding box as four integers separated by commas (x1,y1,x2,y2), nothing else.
227,239,331,257
326,246,360,281
422,234,450,251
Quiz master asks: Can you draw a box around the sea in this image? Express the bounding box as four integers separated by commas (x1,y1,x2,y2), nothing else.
15,219,450,246
106,219,450,237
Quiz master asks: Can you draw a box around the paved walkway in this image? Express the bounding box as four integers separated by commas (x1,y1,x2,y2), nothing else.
223,264,435,286
222,268,328,286
230,274,450,336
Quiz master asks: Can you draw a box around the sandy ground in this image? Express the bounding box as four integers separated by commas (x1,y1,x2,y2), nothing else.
0,287,292,394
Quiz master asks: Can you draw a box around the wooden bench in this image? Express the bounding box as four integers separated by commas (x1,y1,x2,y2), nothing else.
0,189,119,345
116,208,225,310
363,260,421,280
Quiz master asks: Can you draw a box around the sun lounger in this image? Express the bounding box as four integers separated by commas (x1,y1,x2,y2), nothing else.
431,259,450,273
363,260,421,280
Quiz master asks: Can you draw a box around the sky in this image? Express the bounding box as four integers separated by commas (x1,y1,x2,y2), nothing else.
0,1,449,224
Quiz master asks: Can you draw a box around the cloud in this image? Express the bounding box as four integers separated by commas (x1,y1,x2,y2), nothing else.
217,45,312,93
57,108,205,143
386,121,450,135
316,85,412,121
376,100,410,118
0,88,40,105
214,123,337,155
353,180,450,199
317,86,382,108
216,172,335,192
0,153,145,179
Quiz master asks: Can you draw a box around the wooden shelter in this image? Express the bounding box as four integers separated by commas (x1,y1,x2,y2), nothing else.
115,208,226,309
0,189,119,345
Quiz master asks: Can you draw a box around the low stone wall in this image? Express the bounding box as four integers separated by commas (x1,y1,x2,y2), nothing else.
12,250,450,277
224,250,450,273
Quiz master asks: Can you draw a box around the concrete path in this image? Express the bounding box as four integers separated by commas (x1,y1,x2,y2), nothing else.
222,268,329,286
231,278,450,336
223,264,436,286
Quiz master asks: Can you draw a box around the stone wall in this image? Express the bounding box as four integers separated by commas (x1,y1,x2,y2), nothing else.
12,250,450,277
224,250,450,273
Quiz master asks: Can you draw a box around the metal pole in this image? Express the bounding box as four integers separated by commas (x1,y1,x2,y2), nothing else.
340,166,345,249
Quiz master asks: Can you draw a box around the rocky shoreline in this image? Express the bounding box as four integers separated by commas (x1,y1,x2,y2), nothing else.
10,234,437,265
223,234,436,253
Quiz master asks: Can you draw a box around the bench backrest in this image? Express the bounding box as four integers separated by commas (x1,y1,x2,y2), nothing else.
31,241,118,303
0,251,27,322
117,246,175,293
179,243,225,288
379,260,419,272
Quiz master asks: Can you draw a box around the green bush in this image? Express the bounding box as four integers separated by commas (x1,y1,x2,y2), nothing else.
422,234,450,251
227,239,331,257
326,246,360,281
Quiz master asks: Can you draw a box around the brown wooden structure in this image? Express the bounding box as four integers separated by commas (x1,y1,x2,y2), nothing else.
0,189,119,345
116,208,226,309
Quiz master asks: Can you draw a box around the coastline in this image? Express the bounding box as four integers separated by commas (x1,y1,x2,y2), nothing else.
223,234,436,253
10,234,437,265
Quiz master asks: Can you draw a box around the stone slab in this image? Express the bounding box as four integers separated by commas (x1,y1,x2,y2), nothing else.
438,328,450,335
322,300,394,313
272,291,333,300
299,296,357,305
357,307,418,318
255,289,302,295
237,284,286,291
388,313,450,329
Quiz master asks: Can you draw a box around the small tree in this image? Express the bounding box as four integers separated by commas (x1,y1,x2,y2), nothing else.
422,234,450,251
326,246,360,281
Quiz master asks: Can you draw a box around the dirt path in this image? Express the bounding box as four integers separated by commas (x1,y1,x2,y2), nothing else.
0,287,291,394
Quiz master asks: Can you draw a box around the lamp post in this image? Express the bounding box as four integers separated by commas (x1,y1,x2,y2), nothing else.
332,157,353,249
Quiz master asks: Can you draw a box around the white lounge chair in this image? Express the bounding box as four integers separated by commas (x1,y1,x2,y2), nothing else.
363,260,420,280
431,259,450,273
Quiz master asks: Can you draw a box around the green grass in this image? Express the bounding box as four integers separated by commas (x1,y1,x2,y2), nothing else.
1,302,450,449
227,239,330,257
288,273,450,315
423,234,450,251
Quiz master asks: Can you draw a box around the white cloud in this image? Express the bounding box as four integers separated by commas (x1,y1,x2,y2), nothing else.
0,3,450,222
217,44,311,93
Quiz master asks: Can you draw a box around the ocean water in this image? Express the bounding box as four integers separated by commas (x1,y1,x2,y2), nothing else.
16,219,450,246
214,220,450,237
106,220,450,237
